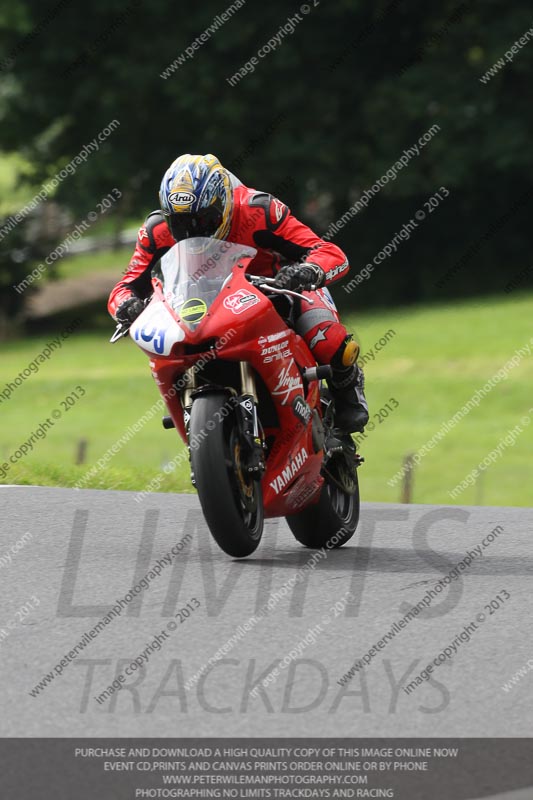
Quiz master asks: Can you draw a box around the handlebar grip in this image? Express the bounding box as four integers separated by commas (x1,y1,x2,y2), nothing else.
302,365,332,381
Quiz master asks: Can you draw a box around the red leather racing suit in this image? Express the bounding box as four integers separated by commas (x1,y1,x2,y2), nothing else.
108,185,351,364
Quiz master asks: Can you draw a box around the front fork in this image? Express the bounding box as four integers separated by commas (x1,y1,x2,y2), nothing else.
182,362,265,478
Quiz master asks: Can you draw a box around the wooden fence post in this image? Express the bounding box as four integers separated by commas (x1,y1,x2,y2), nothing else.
75,439,88,465
400,452,415,503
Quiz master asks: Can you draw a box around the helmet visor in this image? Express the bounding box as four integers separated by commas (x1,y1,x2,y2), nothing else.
166,207,223,242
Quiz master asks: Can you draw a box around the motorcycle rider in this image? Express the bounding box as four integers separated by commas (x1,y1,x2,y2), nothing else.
108,154,369,433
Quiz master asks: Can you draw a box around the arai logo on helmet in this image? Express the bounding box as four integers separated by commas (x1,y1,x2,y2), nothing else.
168,191,195,206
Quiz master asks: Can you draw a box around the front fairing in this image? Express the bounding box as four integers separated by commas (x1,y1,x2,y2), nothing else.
130,238,258,356
129,299,185,356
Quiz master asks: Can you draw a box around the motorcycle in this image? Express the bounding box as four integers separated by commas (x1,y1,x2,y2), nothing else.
111,237,363,558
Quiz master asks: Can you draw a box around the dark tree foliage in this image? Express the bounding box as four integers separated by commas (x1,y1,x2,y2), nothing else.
0,0,531,315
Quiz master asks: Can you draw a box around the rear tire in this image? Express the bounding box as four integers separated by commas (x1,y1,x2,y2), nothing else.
189,392,264,558
285,470,360,549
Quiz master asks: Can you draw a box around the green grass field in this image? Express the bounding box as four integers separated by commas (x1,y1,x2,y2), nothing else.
54,245,134,280
1,292,532,505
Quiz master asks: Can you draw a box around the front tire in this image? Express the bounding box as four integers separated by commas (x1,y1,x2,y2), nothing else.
285,470,360,549
189,392,264,558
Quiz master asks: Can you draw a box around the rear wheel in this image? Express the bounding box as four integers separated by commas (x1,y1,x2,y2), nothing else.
285,469,360,549
189,392,264,558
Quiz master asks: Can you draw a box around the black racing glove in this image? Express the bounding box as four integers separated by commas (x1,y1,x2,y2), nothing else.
115,296,145,325
274,263,326,292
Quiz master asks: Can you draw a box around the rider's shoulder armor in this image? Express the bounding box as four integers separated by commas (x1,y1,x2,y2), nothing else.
137,211,169,252
247,191,289,232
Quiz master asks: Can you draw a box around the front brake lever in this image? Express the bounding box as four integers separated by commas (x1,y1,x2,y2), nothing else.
257,283,314,305
109,322,130,343
109,295,152,343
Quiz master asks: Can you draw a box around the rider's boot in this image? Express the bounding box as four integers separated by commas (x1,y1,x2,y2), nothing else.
328,338,369,433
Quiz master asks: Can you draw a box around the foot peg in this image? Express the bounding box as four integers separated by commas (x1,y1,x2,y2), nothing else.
162,416,175,429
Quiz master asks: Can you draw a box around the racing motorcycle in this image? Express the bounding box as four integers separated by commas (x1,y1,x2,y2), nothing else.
111,238,362,558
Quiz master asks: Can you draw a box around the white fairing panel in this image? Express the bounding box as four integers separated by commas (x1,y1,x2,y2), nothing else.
129,301,185,356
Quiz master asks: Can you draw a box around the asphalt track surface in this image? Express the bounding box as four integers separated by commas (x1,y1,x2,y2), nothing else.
0,487,531,749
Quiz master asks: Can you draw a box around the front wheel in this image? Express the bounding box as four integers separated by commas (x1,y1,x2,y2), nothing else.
189,392,264,558
285,470,360,549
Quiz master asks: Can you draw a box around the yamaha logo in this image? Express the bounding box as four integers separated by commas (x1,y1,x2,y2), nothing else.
168,191,195,206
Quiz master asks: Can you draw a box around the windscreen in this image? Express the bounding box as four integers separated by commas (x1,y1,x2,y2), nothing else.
159,237,257,327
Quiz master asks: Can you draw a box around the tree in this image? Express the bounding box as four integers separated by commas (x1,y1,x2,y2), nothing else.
0,0,531,313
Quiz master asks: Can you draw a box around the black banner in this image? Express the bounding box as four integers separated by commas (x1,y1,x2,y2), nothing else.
2,738,533,799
